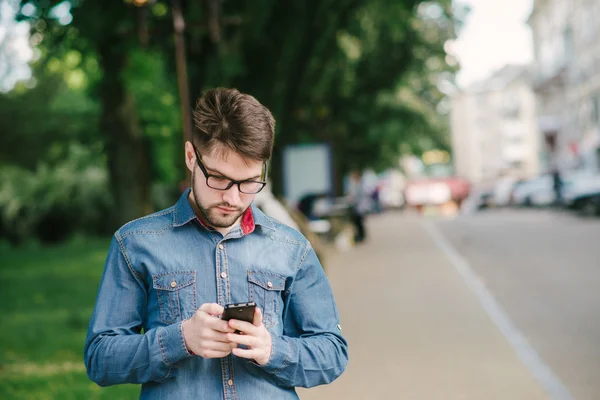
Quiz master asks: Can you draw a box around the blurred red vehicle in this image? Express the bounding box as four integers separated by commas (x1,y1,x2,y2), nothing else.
404,176,471,215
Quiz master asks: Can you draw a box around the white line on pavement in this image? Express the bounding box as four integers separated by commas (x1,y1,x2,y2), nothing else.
421,219,575,400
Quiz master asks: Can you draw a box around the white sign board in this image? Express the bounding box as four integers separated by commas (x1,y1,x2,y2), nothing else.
282,143,333,207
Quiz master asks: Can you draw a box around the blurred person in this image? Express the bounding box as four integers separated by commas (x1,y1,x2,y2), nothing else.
552,167,563,206
346,170,371,243
84,88,348,399
371,182,384,213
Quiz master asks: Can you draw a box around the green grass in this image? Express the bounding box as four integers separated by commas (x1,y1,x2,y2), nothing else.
0,238,140,399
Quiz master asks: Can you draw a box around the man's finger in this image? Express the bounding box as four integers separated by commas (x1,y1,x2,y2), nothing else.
227,333,259,347
206,317,236,334
231,347,259,360
228,319,256,335
204,330,234,343
253,307,263,327
199,303,224,316
203,340,237,352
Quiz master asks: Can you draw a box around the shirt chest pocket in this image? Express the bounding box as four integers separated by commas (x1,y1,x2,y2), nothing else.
152,271,197,325
247,270,286,328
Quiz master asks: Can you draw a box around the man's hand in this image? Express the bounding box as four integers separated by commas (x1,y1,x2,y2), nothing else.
227,308,272,366
182,303,236,358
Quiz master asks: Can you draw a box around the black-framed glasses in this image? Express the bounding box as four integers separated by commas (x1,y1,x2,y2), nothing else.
192,146,268,194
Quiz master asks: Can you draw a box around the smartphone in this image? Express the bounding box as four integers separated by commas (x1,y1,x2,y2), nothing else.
221,302,256,330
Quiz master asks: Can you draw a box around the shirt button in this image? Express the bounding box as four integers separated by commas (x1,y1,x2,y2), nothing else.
218,244,224,250
267,281,273,288
170,281,177,288
221,272,227,279
227,379,233,386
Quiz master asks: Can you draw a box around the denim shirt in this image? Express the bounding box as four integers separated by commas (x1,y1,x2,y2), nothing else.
84,189,348,399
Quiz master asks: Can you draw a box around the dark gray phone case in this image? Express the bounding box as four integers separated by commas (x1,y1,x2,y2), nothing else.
222,302,256,324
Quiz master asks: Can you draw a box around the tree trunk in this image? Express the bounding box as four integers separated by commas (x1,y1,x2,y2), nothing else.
98,42,152,229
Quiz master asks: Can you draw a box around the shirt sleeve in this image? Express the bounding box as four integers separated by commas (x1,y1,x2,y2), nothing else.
84,235,192,386
259,243,349,388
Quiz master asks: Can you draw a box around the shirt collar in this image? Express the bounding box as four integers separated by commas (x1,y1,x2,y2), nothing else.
173,188,275,233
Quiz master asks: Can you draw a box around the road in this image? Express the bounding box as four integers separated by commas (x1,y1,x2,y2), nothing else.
299,209,600,400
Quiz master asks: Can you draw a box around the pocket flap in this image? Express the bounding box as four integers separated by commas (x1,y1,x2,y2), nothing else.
153,271,196,291
247,270,285,291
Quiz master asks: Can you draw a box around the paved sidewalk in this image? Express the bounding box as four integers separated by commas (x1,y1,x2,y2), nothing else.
299,212,549,400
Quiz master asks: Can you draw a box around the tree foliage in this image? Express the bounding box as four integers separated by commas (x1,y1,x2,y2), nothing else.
1,0,463,242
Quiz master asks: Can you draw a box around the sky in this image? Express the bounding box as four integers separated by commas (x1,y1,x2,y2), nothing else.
452,0,535,88
0,0,34,91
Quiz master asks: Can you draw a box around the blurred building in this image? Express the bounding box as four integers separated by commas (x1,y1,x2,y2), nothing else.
529,0,600,174
450,65,540,184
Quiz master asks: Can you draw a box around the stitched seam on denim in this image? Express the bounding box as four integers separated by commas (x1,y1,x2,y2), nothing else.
122,208,173,226
175,287,182,321
286,244,311,295
271,336,292,378
177,320,189,357
247,270,286,290
118,208,175,238
120,227,172,238
153,280,195,290
248,280,255,303
153,270,197,279
223,243,231,305
230,356,239,400
167,292,176,324
191,282,197,315
263,288,272,328
158,328,173,367
216,243,224,308
115,234,144,284
272,286,279,328
296,243,311,271
157,291,168,324
156,282,171,321
271,236,305,245
220,357,230,400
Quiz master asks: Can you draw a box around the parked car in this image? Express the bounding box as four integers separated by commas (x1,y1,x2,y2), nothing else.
563,173,600,215
493,176,523,207
461,186,494,213
511,175,555,207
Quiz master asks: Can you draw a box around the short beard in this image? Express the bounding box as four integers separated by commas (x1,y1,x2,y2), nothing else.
192,170,246,228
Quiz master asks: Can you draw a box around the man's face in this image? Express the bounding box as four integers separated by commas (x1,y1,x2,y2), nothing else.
186,143,264,229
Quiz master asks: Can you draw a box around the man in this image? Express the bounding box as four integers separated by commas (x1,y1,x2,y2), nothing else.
84,88,348,399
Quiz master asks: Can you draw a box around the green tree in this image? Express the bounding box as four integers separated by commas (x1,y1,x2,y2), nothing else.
15,0,181,228
8,0,464,232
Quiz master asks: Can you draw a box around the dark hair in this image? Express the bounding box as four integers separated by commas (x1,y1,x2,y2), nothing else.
192,88,275,162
